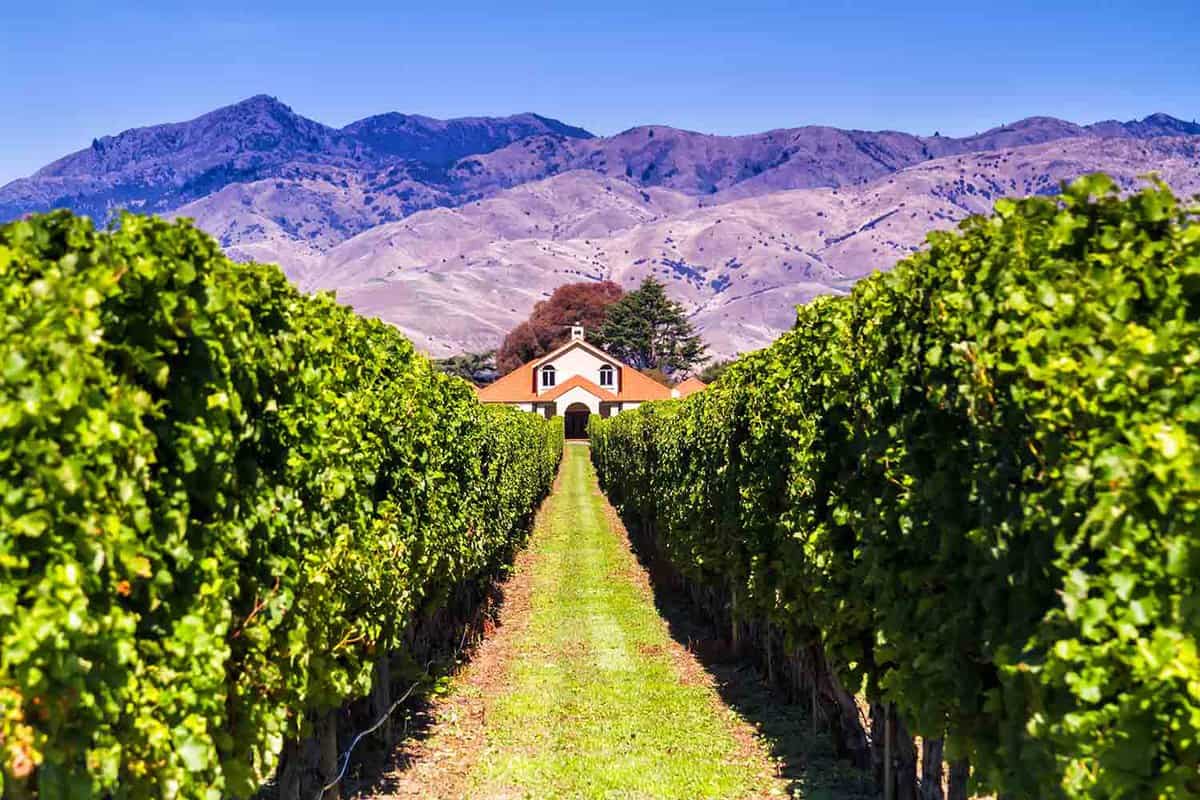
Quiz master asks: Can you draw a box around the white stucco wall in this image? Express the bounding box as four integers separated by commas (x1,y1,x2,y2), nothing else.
536,345,618,395
486,341,648,422
555,385,602,415
511,401,557,418
505,395,636,420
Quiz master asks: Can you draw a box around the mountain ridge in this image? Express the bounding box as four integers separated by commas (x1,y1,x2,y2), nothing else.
0,95,594,222
314,135,1200,357
341,111,594,164
5,95,1194,224
2,96,1197,359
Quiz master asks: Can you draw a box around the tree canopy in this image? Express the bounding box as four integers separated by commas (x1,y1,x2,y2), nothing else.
435,350,498,385
496,281,624,374
697,357,736,384
597,277,706,377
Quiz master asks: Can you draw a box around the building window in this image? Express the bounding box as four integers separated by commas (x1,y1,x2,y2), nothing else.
541,365,556,388
599,364,614,387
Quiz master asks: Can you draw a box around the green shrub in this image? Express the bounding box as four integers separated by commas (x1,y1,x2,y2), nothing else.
591,175,1200,799
0,211,562,798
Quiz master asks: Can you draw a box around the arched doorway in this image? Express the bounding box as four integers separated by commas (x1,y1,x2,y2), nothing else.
564,402,590,439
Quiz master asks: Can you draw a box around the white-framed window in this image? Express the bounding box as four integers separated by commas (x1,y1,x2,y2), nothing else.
599,364,614,387
541,364,556,388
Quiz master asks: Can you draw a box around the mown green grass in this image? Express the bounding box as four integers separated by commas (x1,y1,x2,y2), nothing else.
473,444,775,799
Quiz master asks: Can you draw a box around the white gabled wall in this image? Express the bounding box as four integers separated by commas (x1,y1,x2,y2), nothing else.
491,336,648,421
536,345,616,395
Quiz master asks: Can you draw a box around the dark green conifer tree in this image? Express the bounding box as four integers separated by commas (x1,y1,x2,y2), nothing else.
598,277,706,376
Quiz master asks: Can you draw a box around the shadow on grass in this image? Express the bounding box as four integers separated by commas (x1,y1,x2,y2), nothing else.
336,572,513,799
623,525,876,800
338,695,437,798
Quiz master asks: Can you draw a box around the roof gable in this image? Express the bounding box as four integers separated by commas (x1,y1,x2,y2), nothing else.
532,338,621,370
543,375,619,402
476,335,673,404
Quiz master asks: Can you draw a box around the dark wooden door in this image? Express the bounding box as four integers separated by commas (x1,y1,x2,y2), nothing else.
564,410,589,438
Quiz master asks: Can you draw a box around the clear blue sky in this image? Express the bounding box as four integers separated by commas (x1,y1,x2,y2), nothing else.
3,0,1197,184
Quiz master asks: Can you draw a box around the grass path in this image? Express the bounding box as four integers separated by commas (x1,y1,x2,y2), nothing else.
361,443,791,799
472,443,782,799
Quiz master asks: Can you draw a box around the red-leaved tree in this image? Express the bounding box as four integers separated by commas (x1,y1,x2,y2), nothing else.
496,281,624,374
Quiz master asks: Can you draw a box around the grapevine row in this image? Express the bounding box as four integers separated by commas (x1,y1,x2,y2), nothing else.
591,176,1199,799
0,212,563,798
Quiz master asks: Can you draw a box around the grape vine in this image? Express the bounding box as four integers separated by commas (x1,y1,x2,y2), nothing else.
591,176,1199,799
0,211,563,798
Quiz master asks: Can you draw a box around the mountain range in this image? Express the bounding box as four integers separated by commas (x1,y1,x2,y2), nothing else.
3,95,1198,357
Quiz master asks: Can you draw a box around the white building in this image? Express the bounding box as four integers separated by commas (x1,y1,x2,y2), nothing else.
476,326,704,438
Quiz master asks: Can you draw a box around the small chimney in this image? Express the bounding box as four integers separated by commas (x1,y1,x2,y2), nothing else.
570,325,585,341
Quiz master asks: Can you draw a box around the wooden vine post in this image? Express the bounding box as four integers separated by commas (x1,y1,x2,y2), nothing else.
947,759,969,800
884,704,894,800
317,709,340,800
371,655,394,749
920,737,945,800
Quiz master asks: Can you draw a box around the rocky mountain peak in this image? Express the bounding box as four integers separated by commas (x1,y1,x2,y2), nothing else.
340,110,593,164
1130,112,1200,135
2,98,1197,361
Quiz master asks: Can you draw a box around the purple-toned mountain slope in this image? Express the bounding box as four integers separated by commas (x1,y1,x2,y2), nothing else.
5,96,1192,228
0,96,374,221
444,113,1200,200
313,136,1200,357
0,96,594,223
341,112,593,164
2,97,1197,358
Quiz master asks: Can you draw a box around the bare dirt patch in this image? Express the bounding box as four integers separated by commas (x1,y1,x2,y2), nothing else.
346,502,551,799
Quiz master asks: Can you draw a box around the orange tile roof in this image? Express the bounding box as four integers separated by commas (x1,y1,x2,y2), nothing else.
542,375,619,402
476,348,672,404
674,377,708,397
617,368,673,401
475,361,541,402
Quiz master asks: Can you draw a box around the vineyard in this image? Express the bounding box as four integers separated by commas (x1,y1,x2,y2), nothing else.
0,212,562,798
591,176,1200,799
1,176,1197,800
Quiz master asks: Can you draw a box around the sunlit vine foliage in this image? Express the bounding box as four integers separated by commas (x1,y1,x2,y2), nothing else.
591,175,1200,799
0,211,563,798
